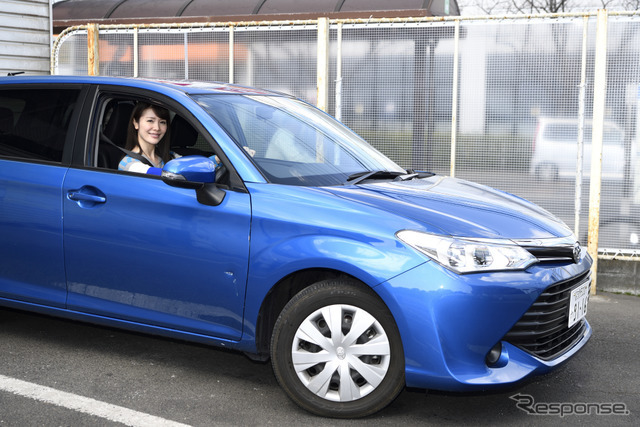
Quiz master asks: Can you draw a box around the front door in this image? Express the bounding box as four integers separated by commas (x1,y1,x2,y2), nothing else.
62,168,251,340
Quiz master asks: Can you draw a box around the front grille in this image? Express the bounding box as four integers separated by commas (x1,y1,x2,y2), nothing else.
524,244,580,263
503,271,590,360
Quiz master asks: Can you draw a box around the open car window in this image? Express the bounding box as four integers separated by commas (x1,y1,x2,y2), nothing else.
94,96,216,171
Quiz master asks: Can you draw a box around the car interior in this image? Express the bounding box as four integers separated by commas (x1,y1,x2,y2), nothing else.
96,97,215,170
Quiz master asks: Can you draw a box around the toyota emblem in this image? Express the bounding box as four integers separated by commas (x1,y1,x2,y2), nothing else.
572,244,581,263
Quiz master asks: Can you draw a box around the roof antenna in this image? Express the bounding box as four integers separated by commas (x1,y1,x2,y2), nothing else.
7,71,25,76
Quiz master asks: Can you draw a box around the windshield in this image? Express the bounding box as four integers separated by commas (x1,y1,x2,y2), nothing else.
194,94,404,186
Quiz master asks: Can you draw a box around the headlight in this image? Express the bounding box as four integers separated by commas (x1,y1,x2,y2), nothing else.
396,230,537,274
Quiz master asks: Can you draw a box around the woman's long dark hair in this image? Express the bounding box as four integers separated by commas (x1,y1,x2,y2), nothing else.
125,102,172,163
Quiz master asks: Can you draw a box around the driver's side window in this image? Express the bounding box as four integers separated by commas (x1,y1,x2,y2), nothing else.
95,97,215,171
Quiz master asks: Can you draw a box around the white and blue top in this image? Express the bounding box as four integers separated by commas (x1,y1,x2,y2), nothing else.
118,152,179,174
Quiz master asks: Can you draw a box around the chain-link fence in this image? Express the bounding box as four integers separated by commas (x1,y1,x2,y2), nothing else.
52,12,640,260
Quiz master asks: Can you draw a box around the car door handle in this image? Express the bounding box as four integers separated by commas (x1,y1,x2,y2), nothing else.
68,192,106,203
67,186,107,207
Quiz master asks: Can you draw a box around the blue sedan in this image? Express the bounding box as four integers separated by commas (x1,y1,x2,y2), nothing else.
0,76,591,418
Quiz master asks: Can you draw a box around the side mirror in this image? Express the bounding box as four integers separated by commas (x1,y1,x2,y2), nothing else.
161,155,217,189
161,155,226,206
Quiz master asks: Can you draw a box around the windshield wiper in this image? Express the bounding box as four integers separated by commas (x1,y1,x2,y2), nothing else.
345,170,405,185
400,169,436,180
345,169,436,185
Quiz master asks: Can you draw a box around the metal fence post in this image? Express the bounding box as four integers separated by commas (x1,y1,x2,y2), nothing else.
229,25,235,84
133,27,139,77
335,22,343,122
575,16,589,238
184,32,189,79
588,9,609,295
450,20,460,178
317,17,329,112
87,23,99,76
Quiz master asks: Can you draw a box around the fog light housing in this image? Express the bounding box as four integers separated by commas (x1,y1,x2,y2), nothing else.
486,342,509,368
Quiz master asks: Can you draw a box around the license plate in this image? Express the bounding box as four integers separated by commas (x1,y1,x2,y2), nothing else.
568,282,590,328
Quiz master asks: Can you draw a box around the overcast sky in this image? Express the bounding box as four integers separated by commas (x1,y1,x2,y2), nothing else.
456,0,636,15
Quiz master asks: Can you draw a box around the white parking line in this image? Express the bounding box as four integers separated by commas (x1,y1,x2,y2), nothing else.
0,374,191,427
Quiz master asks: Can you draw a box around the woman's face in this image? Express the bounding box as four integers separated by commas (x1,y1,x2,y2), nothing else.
134,108,168,147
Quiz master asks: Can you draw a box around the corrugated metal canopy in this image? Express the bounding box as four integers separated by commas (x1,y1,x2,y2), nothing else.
53,0,459,32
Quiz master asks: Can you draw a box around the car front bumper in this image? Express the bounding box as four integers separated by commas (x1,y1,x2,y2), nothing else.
375,254,593,391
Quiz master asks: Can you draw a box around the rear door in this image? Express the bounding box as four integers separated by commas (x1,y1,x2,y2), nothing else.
62,89,251,340
0,84,85,307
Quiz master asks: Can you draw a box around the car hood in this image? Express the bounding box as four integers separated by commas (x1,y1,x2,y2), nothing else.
324,175,573,240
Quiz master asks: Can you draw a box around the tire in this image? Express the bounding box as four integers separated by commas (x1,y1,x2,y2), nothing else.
270,279,405,418
535,163,559,181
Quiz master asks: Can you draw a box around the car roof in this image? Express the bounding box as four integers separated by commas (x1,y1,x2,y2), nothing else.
0,75,282,97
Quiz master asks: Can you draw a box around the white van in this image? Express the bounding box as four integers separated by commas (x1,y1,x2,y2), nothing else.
530,117,625,181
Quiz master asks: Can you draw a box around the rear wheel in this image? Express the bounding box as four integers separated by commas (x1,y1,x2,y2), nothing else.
270,279,405,418
535,163,559,181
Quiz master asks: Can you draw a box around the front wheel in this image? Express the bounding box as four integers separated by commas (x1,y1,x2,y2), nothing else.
270,279,405,418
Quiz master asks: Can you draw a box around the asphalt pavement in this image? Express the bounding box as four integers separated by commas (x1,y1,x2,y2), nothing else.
0,291,638,426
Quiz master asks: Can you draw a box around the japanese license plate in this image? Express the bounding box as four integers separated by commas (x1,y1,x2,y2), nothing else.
568,282,590,328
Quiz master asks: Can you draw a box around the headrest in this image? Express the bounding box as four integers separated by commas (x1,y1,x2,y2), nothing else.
104,101,134,146
0,107,13,134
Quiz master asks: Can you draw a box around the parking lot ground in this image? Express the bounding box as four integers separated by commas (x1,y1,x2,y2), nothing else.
0,291,638,426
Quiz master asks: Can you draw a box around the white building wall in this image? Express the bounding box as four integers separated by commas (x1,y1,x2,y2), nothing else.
0,0,51,75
